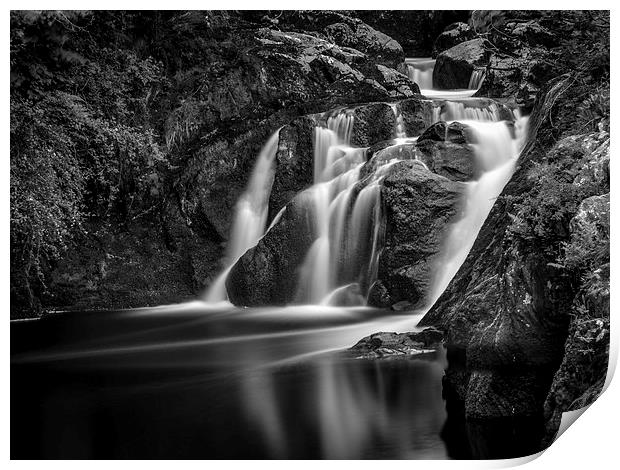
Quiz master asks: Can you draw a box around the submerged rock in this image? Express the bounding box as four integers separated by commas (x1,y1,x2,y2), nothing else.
349,327,444,359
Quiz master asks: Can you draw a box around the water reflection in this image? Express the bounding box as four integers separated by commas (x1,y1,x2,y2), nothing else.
11,305,448,459
240,353,448,459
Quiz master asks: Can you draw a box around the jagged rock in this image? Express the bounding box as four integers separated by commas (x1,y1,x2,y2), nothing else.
432,22,475,57
433,38,492,89
226,196,315,306
372,160,464,307
399,98,437,137
417,140,476,182
349,327,444,359
324,22,404,69
269,116,317,217
367,280,393,307
417,121,468,144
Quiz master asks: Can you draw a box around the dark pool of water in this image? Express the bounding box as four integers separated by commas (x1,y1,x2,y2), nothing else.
11,303,548,459
11,304,451,459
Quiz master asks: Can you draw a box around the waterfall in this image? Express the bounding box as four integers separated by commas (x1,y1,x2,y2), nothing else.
468,68,486,90
389,103,407,139
204,129,281,303
426,115,529,307
405,58,435,90
406,57,486,100
438,100,502,122
292,110,398,305
204,73,528,310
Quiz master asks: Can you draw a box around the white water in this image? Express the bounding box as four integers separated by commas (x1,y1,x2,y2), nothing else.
406,57,487,99
427,116,529,306
204,130,281,302
438,99,502,122
389,103,407,138
406,57,435,90
204,57,527,313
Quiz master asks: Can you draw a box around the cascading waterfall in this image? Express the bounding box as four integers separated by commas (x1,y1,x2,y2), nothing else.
437,100,502,122
405,57,435,90
468,68,486,90
389,103,407,139
204,62,527,311
406,57,487,100
204,129,281,302
426,115,529,307
294,111,402,305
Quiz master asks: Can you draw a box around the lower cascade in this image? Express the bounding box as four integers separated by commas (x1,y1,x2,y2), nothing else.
206,84,529,310
204,129,281,302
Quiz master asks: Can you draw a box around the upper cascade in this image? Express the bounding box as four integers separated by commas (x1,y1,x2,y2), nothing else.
405,58,435,90
406,57,487,100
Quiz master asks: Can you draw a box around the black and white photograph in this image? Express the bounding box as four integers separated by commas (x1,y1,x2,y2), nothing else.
8,7,612,461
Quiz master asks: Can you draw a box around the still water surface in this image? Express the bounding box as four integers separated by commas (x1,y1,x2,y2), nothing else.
11,303,450,459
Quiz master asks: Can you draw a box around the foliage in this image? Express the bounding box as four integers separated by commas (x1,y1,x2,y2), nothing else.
577,86,610,133
10,11,169,314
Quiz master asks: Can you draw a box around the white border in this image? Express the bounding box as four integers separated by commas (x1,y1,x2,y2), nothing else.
3,2,618,468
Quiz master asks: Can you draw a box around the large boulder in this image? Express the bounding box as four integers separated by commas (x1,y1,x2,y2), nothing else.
433,38,492,89
432,22,476,57
324,22,404,70
226,194,316,306
415,121,476,182
370,160,464,307
354,10,470,56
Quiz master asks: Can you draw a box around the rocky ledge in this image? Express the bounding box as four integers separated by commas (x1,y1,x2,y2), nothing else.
348,327,444,359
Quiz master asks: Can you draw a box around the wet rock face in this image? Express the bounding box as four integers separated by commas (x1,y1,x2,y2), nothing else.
419,76,610,429
349,327,444,359
543,193,610,441
432,22,475,57
373,160,464,307
399,98,437,137
226,196,316,306
324,22,404,69
354,10,470,56
350,103,398,147
417,121,468,144
417,141,476,182
433,38,492,89
269,116,317,218
415,121,476,182
173,15,420,264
